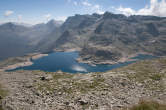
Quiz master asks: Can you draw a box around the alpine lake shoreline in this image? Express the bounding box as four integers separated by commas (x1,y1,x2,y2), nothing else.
0,49,158,73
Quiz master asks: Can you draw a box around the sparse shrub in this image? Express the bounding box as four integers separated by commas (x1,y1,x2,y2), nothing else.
150,74,162,81
0,84,7,99
0,84,7,110
124,100,166,110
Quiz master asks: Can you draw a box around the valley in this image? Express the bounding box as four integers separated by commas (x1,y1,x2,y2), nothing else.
0,11,166,110
1,12,166,66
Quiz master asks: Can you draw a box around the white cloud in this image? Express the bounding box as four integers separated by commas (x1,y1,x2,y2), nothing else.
4,10,14,17
55,16,67,21
67,0,71,3
73,1,78,6
117,6,136,16
81,0,104,14
18,15,22,21
116,0,166,17
44,14,51,20
82,1,92,6
91,4,104,14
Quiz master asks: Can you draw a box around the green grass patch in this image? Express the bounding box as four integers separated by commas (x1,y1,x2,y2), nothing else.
64,74,106,93
36,72,107,94
36,72,74,93
0,84,7,110
52,73,73,80
124,100,166,110
115,58,166,90
0,84,7,98
150,73,163,81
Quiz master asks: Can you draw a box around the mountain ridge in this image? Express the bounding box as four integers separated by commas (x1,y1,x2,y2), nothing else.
54,12,166,65
1,12,166,64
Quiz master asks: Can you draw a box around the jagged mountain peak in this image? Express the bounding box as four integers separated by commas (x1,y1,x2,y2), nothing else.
46,19,64,27
103,11,127,20
1,22,17,28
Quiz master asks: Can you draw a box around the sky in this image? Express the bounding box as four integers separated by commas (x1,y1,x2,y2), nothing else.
0,0,166,24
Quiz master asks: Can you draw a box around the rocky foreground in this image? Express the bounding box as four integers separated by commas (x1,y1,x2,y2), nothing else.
0,57,166,110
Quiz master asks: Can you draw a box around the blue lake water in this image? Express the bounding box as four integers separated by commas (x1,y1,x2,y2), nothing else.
8,52,157,73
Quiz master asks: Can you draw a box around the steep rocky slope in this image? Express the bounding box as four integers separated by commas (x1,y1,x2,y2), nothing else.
55,12,166,65
0,57,165,110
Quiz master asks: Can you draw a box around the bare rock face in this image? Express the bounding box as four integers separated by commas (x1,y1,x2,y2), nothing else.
0,57,166,110
80,46,122,64
55,12,166,64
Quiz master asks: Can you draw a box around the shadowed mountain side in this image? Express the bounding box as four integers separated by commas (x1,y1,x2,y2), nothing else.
0,20,63,60
55,12,166,64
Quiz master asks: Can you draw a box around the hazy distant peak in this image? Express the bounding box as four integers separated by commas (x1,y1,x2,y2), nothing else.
0,22,33,28
92,13,102,17
103,11,126,19
0,22,18,29
47,19,64,27
13,22,33,27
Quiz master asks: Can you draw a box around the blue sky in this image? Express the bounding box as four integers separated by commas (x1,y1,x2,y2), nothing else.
0,0,165,24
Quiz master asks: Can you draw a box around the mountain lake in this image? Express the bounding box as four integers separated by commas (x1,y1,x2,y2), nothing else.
8,51,157,73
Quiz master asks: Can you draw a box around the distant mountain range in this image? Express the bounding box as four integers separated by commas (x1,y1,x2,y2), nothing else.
0,20,63,60
1,12,166,63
